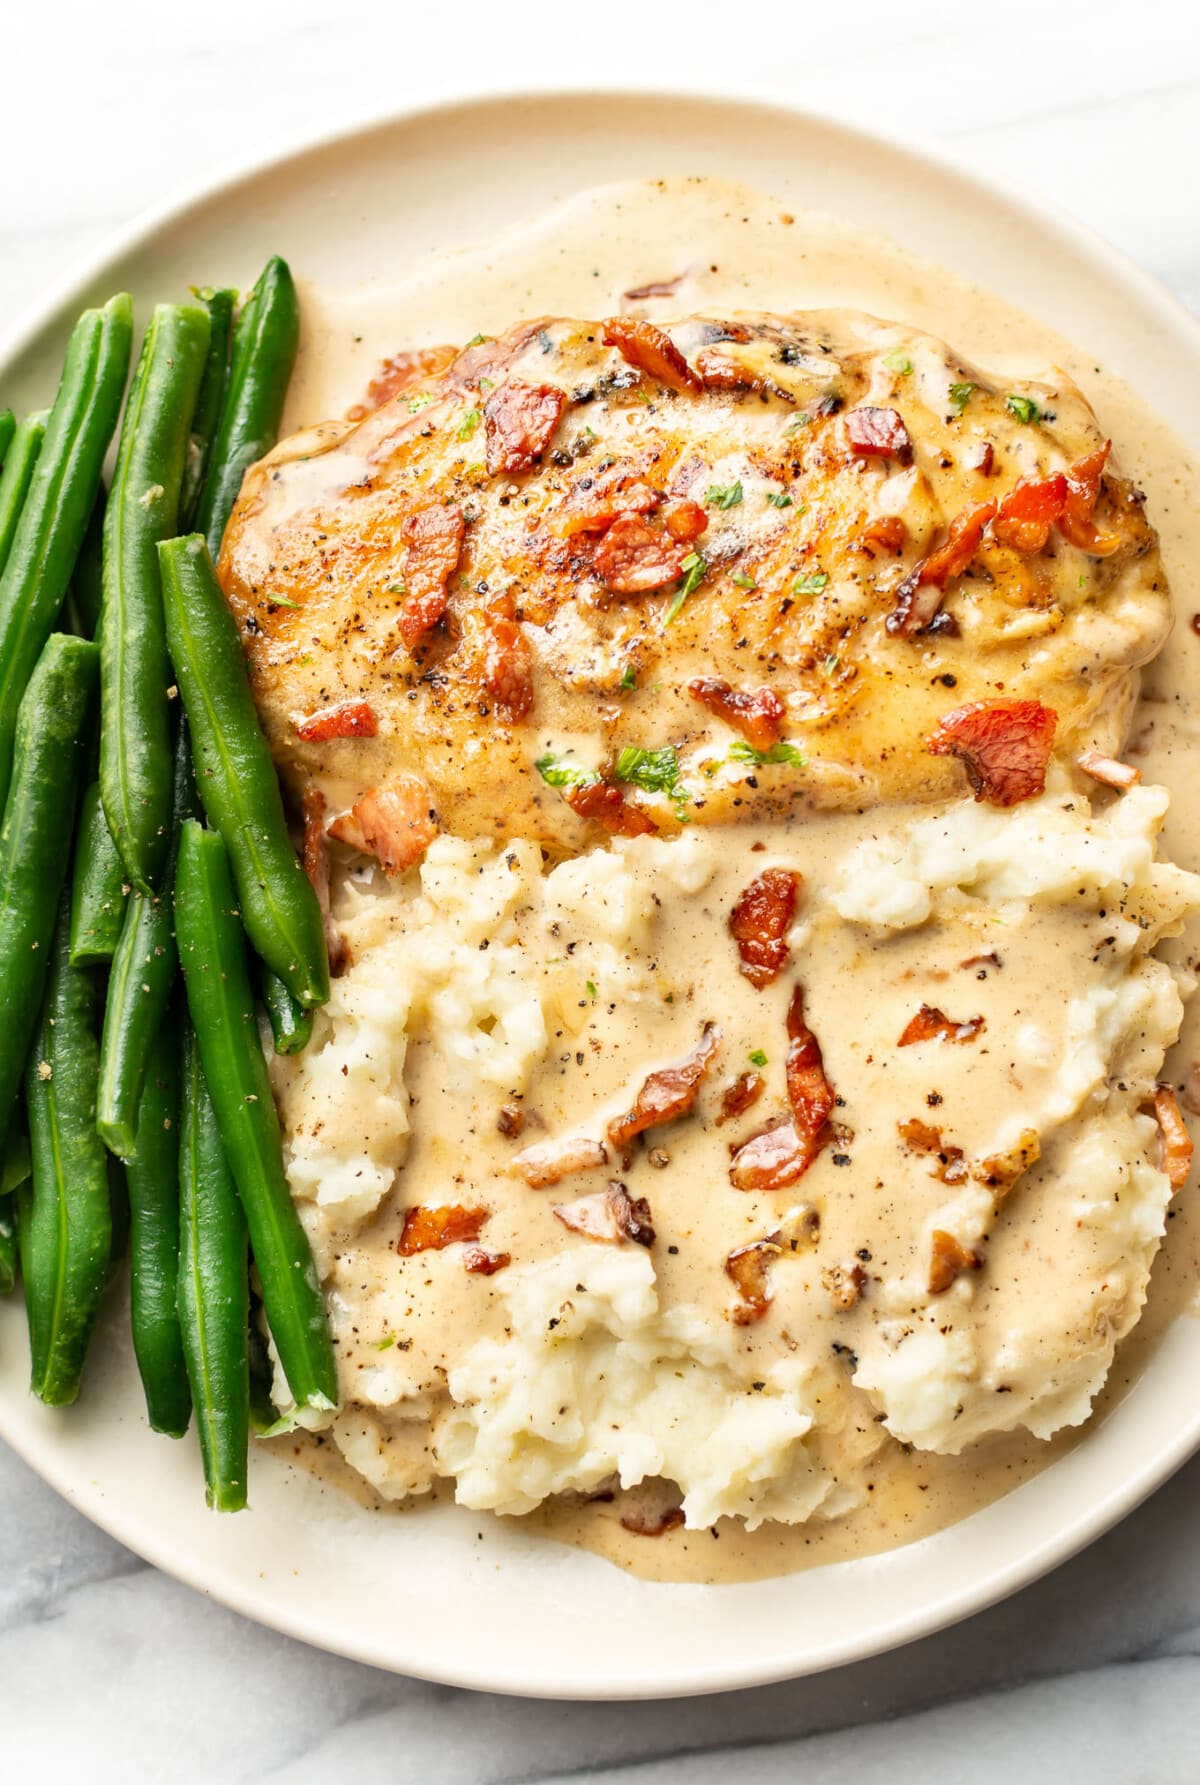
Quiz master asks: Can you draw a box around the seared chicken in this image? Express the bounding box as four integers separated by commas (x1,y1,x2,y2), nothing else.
220,310,1169,860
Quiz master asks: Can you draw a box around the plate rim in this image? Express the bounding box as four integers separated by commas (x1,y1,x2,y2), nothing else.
2,79,1199,1700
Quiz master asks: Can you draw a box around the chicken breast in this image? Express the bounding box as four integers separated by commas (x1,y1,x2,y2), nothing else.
219,309,1169,859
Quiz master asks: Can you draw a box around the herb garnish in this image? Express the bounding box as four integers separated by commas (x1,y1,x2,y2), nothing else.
730,570,757,591
615,745,691,814
784,413,812,435
706,479,744,510
534,753,600,789
407,391,435,413
748,1049,768,1068
729,739,807,768
1005,393,1041,425
619,665,637,691
792,570,829,595
765,490,793,508
663,552,706,625
884,350,913,375
585,980,598,999
456,407,482,440
949,381,976,414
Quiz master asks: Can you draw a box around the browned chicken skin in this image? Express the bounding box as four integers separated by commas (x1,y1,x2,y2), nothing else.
219,310,1169,858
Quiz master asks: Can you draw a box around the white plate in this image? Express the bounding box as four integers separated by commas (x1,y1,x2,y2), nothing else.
3,87,1200,1700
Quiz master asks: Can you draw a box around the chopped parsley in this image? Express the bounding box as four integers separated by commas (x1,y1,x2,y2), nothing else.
784,413,812,435
884,350,913,375
615,744,691,814
619,664,638,691
585,980,598,1000
792,570,829,595
706,479,744,510
374,1334,397,1351
407,391,436,413
730,570,757,591
456,406,482,440
765,490,793,508
663,552,706,626
534,753,599,789
729,738,807,768
269,594,299,611
387,580,407,595
949,381,976,414
748,1049,768,1068
1006,393,1041,425
465,332,489,348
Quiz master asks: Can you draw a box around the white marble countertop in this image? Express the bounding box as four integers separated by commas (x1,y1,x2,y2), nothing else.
4,0,1200,1775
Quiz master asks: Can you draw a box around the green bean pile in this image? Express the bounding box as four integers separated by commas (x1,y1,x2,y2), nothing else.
0,259,335,1509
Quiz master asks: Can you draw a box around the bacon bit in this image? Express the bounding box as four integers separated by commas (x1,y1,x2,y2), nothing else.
397,505,466,650
770,1203,821,1251
346,343,457,419
846,405,913,464
885,500,996,634
482,605,534,722
898,1118,967,1184
483,380,566,475
510,1133,607,1188
608,1024,721,1165
496,1103,525,1139
592,514,688,594
928,1230,982,1296
553,1181,656,1247
662,498,707,543
1077,749,1140,790
729,1117,812,1192
972,1128,1040,1197
1060,442,1120,555
564,778,658,837
785,986,836,1157
601,317,701,394
725,1240,782,1325
551,481,660,539
463,1247,511,1276
960,950,1002,971
398,1204,488,1256
968,442,995,476
620,274,686,308
329,775,439,874
858,514,907,554
1153,1085,1193,1192
898,1004,985,1046
620,1505,685,1536
693,346,788,397
688,677,786,752
295,700,378,742
992,471,1068,553
821,1261,865,1311
718,1071,765,1124
927,699,1057,807
728,868,802,988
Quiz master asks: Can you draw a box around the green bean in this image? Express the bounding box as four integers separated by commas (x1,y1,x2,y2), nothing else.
178,1018,249,1510
126,1004,191,1437
0,296,131,813
194,258,299,563
0,411,47,582
18,885,112,1405
0,634,98,1153
69,781,128,966
0,1121,27,1294
179,288,235,531
159,536,329,1010
257,962,313,1056
97,717,199,1158
100,304,209,892
174,821,335,1411
0,412,13,476
68,482,107,642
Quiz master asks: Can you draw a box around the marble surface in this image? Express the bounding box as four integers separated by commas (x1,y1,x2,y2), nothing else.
4,0,1200,1774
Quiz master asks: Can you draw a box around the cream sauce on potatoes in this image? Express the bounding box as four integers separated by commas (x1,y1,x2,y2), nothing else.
261,178,1200,1584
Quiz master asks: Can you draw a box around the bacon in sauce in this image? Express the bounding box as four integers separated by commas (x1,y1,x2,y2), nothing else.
1077,749,1140,790
688,677,786,752
1060,442,1120,555
821,1261,865,1311
858,514,907,555
728,867,802,988
553,1181,656,1247
295,699,378,743
729,1117,812,1192
608,1024,720,1165
991,471,1068,553
592,514,688,594
346,343,458,420
886,499,996,635
601,317,702,394
564,779,658,837
785,986,836,1155
463,1247,512,1276
717,1071,765,1124
927,698,1057,806
725,1239,782,1325
496,1103,525,1139
972,1127,1041,1197
510,1133,607,1188
663,498,707,543
928,1229,982,1296
551,481,660,539
397,504,465,650
898,1117,968,1184
620,1505,686,1536
621,273,686,307
845,405,913,464
484,380,566,475
482,603,534,722
1153,1085,1193,1192
328,775,439,874
897,1005,986,1046
399,1204,488,1256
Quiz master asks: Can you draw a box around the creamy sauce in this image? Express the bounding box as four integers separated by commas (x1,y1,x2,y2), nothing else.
273,177,1200,1584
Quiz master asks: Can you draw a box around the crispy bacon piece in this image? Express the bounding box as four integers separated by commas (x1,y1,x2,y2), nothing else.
295,699,378,742
496,1103,525,1139
992,472,1068,553
726,1118,808,1191
601,317,702,394
608,1024,720,1165
550,481,659,539
564,779,658,837
846,405,913,464
463,1247,511,1276
398,1204,488,1256
482,604,534,722
553,1181,656,1247
397,504,465,650
301,785,346,977
510,1133,607,1188
821,1261,866,1311
898,1117,967,1184
346,343,457,420
725,1239,782,1325
1061,442,1120,555
928,1230,982,1296
329,775,439,874
968,442,995,476
1153,1085,1193,1192
886,499,996,635
620,1505,686,1536
858,515,907,554
620,274,686,308
1077,749,1140,790
728,868,802,988
718,1071,765,1124
927,699,1057,807
898,1004,985,1046
483,380,566,475
662,498,707,542
786,986,835,1155
972,1127,1041,1197
592,514,688,594
688,677,786,752
693,346,790,398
